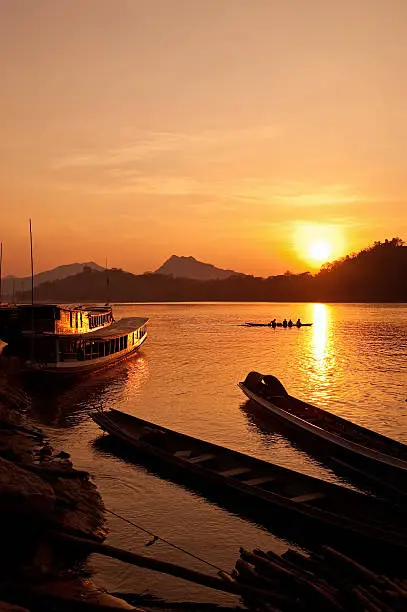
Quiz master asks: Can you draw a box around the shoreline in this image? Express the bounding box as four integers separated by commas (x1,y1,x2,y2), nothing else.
0,376,140,611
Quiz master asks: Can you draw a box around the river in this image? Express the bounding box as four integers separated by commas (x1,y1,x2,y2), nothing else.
10,302,407,603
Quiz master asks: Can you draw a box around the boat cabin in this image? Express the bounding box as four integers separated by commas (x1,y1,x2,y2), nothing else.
57,319,147,363
0,303,148,372
0,304,114,343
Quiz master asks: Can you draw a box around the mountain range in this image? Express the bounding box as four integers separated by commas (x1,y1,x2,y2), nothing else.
1,262,104,299
1,255,243,300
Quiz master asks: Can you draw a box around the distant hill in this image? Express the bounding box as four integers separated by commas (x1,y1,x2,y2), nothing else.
2,262,104,299
155,255,244,280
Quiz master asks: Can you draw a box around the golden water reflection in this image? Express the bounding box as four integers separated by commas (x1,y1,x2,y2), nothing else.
312,303,329,361
309,303,335,405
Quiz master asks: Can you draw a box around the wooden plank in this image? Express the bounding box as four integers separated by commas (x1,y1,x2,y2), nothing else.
291,492,325,504
243,476,276,486
218,467,252,477
186,453,216,464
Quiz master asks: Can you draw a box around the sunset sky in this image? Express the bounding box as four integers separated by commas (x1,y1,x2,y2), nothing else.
1,0,406,278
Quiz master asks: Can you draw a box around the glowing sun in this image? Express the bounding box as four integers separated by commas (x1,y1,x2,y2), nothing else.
309,241,332,262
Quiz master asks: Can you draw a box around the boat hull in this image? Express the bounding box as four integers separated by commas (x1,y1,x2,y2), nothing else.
92,409,407,566
243,322,312,327
24,333,147,375
239,380,407,485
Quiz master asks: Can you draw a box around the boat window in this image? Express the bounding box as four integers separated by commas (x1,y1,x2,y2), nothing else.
70,312,73,327
124,335,128,349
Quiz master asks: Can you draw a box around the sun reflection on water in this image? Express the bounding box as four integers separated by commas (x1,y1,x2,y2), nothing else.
312,303,328,361
308,303,335,406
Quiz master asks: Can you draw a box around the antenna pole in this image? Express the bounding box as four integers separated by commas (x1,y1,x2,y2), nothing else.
0,241,2,305
29,219,34,305
105,256,110,305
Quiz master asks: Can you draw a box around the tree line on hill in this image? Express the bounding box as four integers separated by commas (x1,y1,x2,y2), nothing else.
17,238,407,303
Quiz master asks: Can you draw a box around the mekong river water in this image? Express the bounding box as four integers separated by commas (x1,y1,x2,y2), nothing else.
11,303,407,603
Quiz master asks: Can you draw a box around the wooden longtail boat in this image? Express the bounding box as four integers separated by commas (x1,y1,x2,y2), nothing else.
239,372,407,484
243,322,312,327
92,409,407,560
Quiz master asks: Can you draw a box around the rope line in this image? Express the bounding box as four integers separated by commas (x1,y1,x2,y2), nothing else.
105,507,230,575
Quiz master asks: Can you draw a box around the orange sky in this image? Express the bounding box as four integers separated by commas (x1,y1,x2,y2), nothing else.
1,0,406,278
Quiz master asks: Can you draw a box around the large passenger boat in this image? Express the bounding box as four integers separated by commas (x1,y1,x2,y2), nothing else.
0,304,147,374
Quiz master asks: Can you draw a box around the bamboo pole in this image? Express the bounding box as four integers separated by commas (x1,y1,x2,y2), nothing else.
45,530,278,603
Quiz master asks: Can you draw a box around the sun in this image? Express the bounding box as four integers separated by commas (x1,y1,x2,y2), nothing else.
292,222,346,269
309,241,332,262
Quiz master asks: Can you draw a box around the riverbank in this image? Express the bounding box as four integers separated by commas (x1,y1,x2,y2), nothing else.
0,377,139,611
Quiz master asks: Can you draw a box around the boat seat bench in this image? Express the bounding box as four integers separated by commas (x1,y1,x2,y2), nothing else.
218,467,252,477
173,450,193,458
242,476,276,486
186,453,217,464
291,492,325,503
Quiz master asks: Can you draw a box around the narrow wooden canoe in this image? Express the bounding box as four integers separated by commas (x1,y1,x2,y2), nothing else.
239,372,407,484
243,322,312,327
92,408,407,561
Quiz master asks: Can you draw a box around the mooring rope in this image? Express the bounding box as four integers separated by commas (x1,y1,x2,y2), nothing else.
105,507,231,576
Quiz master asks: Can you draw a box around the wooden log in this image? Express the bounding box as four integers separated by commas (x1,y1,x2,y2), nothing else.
357,586,395,612
45,530,280,604
240,549,342,611
235,559,298,609
369,584,402,606
283,549,340,586
235,559,278,590
255,547,315,578
379,576,407,597
352,587,383,612
321,546,383,585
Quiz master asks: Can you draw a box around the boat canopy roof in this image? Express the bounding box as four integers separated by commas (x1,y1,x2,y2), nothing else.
78,317,148,340
13,303,112,314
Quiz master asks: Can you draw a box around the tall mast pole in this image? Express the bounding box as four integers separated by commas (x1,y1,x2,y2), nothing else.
29,219,34,305
29,219,35,362
0,241,2,305
105,256,110,305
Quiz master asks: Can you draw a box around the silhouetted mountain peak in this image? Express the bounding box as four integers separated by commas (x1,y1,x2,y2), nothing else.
154,255,244,280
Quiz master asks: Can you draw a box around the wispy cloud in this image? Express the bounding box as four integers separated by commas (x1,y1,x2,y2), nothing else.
49,126,368,214
51,125,280,170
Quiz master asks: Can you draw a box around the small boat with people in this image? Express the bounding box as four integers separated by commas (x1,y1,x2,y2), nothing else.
92,408,407,560
239,372,407,484
0,304,147,374
243,319,312,328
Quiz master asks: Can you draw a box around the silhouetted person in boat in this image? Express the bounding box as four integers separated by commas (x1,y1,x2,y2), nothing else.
282,318,288,328
287,319,293,327
270,318,277,328
296,318,302,327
